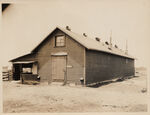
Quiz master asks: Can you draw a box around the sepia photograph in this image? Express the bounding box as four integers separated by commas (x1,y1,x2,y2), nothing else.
1,0,149,113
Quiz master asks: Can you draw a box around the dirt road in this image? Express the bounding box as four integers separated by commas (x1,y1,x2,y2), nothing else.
3,69,147,112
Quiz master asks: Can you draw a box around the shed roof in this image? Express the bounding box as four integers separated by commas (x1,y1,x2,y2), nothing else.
31,26,134,59
10,53,34,62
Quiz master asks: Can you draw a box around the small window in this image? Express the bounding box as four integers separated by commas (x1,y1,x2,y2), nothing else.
55,35,65,47
22,68,32,73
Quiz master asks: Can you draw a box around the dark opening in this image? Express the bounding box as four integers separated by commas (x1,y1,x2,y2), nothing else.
13,64,21,80
2,4,10,12
13,63,33,80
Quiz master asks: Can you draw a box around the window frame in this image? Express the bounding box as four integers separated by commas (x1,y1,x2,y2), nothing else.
22,67,32,74
55,35,66,47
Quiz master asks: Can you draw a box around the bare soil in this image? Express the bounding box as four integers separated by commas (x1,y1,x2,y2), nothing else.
3,69,148,113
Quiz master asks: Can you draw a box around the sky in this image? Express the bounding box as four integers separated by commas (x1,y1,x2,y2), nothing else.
1,0,150,69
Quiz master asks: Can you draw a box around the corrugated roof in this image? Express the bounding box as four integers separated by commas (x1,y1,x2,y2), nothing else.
31,26,134,59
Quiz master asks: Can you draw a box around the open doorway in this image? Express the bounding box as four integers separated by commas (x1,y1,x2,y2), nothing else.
13,64,21,80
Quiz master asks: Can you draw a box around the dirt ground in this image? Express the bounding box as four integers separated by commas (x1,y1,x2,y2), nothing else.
3,68,148,113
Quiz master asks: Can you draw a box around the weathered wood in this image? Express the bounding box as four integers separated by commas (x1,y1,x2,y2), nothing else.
36,29,85,85
86,50,135,85
51,56,66,81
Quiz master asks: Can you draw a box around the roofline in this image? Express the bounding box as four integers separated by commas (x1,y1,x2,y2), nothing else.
9,53,33,62
87,49,135,59
31,27,59,52
30,26,135,59
31,26,87,52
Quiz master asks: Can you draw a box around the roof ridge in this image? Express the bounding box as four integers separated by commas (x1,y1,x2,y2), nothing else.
32,26,135,59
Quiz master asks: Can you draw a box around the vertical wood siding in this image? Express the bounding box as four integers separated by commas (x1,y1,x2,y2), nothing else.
35,29,85,84
86,50,135,85
51,56,66,81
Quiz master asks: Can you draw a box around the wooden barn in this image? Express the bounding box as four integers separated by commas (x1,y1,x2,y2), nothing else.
10,26,135,86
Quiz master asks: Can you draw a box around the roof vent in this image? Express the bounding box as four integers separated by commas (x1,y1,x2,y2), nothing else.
83,33,87,37
66,26,71,31
108,47,112,50
95,37,100,42
105,41,109,45
115,45,118,48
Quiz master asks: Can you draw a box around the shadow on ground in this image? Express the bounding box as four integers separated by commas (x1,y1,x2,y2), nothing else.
88,75,140,88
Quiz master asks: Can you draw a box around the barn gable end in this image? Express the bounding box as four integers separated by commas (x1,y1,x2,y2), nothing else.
34,29,85,85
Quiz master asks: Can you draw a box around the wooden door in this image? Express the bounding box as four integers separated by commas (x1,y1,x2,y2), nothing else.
52,56,66,82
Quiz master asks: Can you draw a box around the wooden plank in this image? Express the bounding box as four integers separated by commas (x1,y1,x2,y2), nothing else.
52,56,66,81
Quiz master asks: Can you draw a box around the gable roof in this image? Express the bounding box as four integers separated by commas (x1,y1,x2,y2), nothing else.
31,26,134,59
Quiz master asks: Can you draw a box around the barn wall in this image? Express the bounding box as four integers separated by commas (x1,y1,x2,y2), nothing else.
85,50,135,85
35,29,85,85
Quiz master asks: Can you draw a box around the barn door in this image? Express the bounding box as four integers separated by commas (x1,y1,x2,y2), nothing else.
52,56,66,82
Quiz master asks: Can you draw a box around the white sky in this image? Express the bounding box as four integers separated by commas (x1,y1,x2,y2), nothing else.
1,0,150,69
